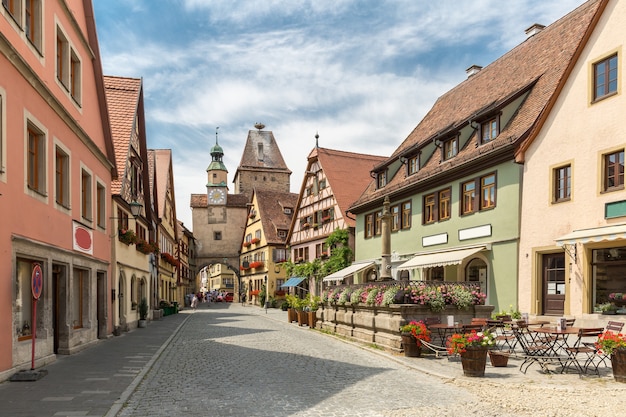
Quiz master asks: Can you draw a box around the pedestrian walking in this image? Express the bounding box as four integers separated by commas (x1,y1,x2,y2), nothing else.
191,294,198,310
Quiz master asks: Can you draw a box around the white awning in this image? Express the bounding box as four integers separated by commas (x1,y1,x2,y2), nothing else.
555,224,626,246
322,262,375,282
397,246,486,271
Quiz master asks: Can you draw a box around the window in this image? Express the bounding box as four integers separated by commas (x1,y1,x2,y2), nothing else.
277,230,287,238
27,123,46,194
604,150,624,191
424,193,435,224
553,165,571,203
461,173,497,214
72,268,87,329
480,174,496,209
401,201,411,229
461,181,476,215
594,54,618,101
374,211,383,235
365,214,374,238
255,230,261,240
24,0,41,50
55,146,69,207
391,204,399,232
377,171,387,188
70,50,81,103
214,231,222,240
439,188,451,220
408,155,419,175
96,182,105,228
117,207,129,232
81,168,92,220
56,28,69,87
3,0,21,22
273,248,287,263
443,138,458,160
480,118,498,144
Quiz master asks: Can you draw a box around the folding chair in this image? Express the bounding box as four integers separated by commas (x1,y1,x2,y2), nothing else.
512,323,558,373
470,318,488,330
584,322,625,369
489,319,517,352
562,327,604,375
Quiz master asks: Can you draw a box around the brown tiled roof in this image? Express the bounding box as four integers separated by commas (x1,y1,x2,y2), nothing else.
104,76,141,194
234,129,291,176
314,147,386,227
254,189,299,244
190,193,249,208
350,0,603,211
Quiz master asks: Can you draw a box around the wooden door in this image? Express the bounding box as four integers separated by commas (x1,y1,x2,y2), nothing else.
542,253,565,315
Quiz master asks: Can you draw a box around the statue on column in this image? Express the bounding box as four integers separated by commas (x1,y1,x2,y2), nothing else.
379,196,392,280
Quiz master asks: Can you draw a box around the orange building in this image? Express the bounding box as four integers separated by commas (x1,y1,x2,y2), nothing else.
0,1,116,380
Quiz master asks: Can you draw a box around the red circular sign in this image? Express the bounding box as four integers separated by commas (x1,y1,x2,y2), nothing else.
31,264,43,300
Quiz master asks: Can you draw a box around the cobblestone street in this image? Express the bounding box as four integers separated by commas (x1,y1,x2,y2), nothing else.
116,303,474,417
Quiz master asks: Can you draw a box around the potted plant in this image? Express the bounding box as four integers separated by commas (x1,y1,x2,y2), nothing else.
285,294,299,323
138,297,149,328
447,330,496,377
306,295,321,329
595,331,626,382
599,302,619,315
399,320,431,357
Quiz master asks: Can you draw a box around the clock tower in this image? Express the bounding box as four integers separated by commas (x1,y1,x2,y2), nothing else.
206,130,228,205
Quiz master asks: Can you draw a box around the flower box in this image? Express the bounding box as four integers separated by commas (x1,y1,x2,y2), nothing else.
301,223,310,229
251,238,260,244
250,290,260,296
160,252,180,267
243,241,251,248
118,229,137,245
275,290,286,296
249,261,264,269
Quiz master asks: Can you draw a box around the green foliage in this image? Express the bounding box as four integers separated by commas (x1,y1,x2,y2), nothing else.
139,297,149,320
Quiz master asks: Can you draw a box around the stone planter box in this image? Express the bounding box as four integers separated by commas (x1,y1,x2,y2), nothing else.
318,303,494,353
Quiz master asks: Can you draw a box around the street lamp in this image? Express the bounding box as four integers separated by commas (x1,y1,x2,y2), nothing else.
129,200,143,217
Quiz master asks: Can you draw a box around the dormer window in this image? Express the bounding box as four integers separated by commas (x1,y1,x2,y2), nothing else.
377,171,387,188
408,155,419,175
284,207,292,214
480,117,499,144
443,138,458,160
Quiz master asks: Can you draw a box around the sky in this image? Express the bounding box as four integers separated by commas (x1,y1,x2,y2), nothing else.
93,0,586,230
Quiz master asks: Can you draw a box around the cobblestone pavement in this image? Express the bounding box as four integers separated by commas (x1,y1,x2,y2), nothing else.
114,303,626,417
116,303,476,417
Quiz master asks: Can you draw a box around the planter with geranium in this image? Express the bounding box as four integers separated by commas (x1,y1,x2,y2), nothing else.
399,320,431,357
447,330,496,377
595,331,626,382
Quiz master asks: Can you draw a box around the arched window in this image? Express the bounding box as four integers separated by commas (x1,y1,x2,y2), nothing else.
465,258,487,296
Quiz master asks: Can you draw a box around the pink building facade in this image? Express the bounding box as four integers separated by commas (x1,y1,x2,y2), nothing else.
0,0,115,380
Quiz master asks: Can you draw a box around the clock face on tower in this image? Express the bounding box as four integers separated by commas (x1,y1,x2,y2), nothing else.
208,188,226,205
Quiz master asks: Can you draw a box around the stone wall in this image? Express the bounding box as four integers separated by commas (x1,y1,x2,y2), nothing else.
316,303,494,352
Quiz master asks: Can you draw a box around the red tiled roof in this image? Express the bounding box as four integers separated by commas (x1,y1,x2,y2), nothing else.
350,0,603,211
313,148,386,227
104,76,141,195
254,189,299,244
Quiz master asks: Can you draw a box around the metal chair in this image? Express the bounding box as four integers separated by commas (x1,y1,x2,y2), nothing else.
562,327,605,375
512,323,559,374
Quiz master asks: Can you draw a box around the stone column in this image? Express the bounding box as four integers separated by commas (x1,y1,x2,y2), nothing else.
380,196,392,280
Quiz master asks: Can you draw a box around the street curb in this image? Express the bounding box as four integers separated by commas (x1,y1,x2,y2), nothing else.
104,313,192,417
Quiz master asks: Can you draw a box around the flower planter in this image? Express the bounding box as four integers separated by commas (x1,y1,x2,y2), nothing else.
308,311,317,329
488,350,509,367
287,308,297,323
401,333,422,357
611,349,626,383
296,310,309,327
460,347,488,377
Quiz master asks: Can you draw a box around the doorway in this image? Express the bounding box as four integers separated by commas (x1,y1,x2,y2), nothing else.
542,253,565,315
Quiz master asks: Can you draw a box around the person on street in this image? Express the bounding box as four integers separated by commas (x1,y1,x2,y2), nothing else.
191,294,198,310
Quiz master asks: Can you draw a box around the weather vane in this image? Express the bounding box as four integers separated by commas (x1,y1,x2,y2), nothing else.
215,126,219,145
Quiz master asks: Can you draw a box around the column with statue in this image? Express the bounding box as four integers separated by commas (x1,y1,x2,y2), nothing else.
379,196,392,280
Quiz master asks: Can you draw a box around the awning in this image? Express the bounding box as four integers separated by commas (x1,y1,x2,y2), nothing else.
555,224,626,246
280,277,306,288
322,262,375,282
397,246,485,271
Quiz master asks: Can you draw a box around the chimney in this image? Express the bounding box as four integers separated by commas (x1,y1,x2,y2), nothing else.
525,23,545,38
466,65,483,78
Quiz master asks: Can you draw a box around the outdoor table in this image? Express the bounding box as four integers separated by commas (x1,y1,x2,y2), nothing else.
531,326,582,356
428,323,464,347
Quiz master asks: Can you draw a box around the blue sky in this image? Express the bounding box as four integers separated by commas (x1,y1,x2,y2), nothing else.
93,0,586,229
